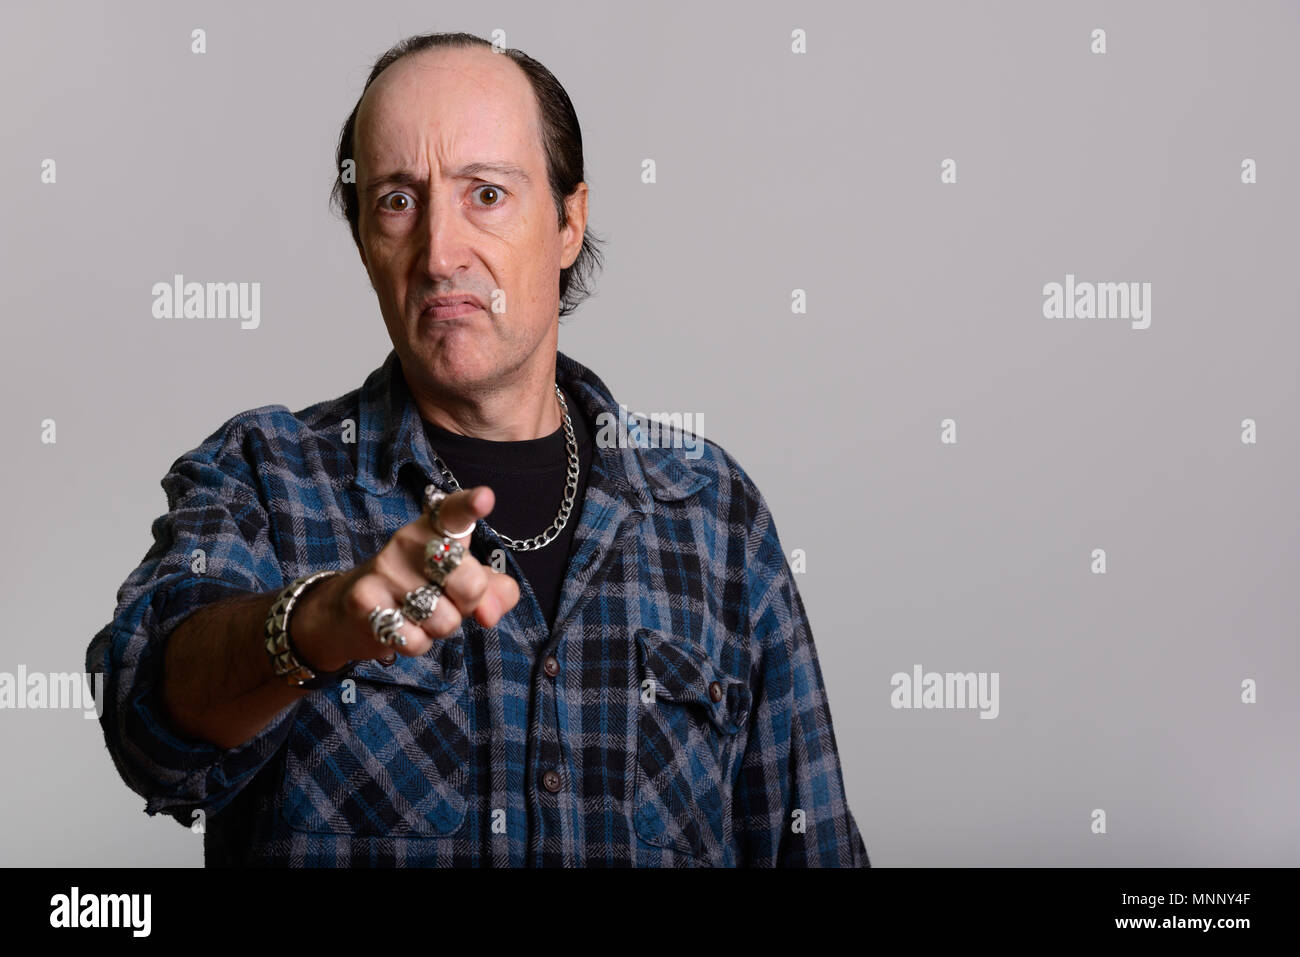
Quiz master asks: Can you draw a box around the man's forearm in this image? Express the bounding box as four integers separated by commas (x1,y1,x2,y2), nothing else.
160,591,315,750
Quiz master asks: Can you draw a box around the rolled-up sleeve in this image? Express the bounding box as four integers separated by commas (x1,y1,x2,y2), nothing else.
732,490,870,867
86,415,294,827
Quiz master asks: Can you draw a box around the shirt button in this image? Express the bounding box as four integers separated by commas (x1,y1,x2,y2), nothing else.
543,655,559,678
708,680,724,703
542,769,562,793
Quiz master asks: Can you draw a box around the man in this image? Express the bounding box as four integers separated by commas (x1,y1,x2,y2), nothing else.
87,31,869,867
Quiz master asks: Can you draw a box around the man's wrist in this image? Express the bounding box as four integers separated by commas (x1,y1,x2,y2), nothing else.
287,575,353,674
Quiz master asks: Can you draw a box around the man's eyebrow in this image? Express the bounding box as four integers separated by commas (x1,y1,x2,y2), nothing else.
450,161,531,184
362,162,531,195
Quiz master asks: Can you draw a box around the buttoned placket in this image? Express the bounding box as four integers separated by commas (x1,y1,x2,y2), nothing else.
399,424,575,867
472,516,567,868
418,456,641,867
469,452,650,867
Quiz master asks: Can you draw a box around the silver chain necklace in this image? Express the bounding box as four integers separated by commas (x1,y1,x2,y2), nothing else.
428,383,579,552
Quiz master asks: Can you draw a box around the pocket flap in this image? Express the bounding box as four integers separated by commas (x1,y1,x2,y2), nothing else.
635,627,750,735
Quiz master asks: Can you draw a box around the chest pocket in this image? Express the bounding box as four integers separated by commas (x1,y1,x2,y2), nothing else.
632,627,751,865
277,636,471,837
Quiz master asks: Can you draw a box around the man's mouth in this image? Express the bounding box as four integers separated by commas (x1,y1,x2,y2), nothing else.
421,296,485,320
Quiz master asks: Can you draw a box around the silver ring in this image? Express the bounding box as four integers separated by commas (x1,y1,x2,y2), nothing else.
424,535,465,585
367,605,407,648
423,485,476,538
401,583,443,623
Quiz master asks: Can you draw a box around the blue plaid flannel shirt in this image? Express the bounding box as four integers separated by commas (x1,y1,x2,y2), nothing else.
87,348,870,867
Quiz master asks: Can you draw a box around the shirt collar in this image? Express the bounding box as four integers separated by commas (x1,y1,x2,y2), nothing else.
352,348,713,509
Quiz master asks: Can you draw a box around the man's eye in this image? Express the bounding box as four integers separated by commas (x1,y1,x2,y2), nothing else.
379,191,414,212
474,185,506,207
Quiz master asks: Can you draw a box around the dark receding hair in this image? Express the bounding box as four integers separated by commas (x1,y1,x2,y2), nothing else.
329,32,604,319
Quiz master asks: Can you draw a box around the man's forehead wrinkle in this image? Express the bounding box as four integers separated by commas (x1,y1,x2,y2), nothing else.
359,100,524,161
353,48,545,197
359,118,536,188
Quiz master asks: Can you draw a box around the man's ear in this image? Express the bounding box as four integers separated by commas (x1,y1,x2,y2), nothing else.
560,182,589,269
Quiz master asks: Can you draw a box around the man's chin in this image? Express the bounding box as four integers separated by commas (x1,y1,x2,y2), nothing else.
406,340,496,382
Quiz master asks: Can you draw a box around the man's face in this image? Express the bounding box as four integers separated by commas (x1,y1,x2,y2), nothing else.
353,46,586,395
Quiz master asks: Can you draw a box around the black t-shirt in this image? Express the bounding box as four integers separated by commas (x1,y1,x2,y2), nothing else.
420,386,593,632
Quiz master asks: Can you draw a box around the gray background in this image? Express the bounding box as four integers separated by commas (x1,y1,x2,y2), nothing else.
2,0,1296,866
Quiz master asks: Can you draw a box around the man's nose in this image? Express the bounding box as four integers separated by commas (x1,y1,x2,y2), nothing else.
420,189,473,280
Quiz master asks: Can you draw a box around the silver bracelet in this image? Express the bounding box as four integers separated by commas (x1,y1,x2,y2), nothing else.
264,570,344,687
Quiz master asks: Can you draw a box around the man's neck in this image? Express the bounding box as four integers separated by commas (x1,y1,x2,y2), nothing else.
406,363,563,442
